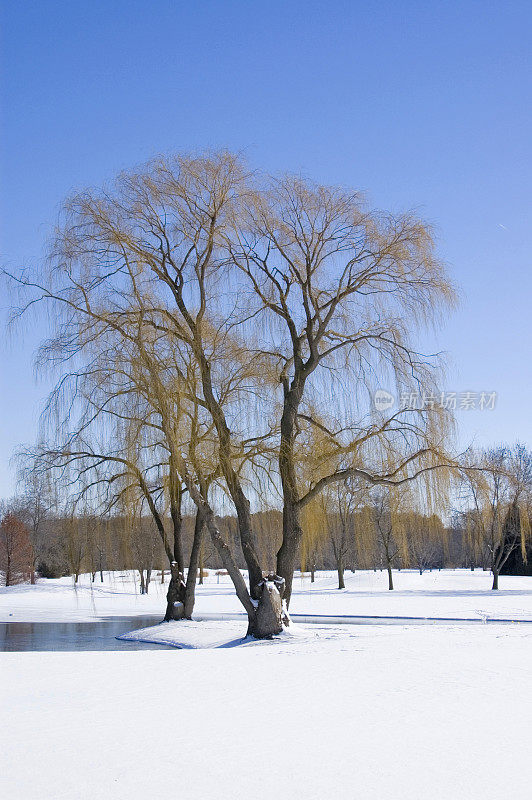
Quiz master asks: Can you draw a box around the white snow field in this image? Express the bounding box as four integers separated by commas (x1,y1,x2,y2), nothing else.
2,570,532,799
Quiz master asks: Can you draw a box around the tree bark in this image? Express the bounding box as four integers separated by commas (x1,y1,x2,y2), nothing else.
276,375,306,606
164,562,186,621
492,569,499,590
168,463,184,572
247,574,288,638
183,510,204,619
276,504,302,607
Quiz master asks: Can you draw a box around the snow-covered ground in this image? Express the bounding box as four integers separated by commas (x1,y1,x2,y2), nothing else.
1,568,532,622
2,622,531,799
2,570,532,799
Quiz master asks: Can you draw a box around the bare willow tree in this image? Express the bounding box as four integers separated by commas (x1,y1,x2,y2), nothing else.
461,444,531,589
369,487,407,590
322,479,367,589
405,512,445,574
8,150,457,637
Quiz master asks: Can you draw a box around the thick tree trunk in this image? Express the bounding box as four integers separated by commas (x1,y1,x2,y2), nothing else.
276,504,302,607
310,562,315,583
277,377,306,606
277,460,304,605
169,468,184,572
164,562,186,620
247,574,289,639
183,510,204,619
492,569,499,590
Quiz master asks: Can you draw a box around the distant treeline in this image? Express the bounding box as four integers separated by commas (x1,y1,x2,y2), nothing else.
1,505,499,586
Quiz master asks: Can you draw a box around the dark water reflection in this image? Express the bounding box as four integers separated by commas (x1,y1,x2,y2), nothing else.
0,616,174,651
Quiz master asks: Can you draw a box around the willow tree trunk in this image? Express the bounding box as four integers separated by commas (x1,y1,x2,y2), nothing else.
183,511,204,619
277,500,303,607
247,575,288,638
164,563,186,621
276,377,305,606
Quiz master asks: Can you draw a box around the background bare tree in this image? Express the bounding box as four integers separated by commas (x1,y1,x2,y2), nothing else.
0,509,33,586
461,444,531,589
370,488,403,590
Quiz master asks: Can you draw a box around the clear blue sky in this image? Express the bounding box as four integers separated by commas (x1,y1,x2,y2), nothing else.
1,0,531,498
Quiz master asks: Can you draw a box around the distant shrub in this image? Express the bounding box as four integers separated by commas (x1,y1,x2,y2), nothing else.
37,560,64,579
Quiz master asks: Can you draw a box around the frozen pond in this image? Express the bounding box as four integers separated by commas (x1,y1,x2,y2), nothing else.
0,616,174,651
3,611,529,651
